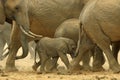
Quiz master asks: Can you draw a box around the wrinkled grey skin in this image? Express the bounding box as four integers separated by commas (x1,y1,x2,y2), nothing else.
0,0,90,71
71,0,120,73
35,37,76,73
54,18,105,71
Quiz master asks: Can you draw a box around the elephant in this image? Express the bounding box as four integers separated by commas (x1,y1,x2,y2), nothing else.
54,18,105,71
0,0,90,71
33,37,76,74
71,0,120,73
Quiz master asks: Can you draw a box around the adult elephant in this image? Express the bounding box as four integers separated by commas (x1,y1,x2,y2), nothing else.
71,0,120,73
0,0,89,71
54,18,105,71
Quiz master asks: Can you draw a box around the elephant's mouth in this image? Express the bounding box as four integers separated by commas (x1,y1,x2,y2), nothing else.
20,26,43,39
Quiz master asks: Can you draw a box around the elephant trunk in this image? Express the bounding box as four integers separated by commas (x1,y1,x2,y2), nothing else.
15,47,28,59
15,31,29,60
15,25,43,60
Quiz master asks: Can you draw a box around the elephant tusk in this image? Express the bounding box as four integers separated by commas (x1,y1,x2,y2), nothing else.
20,26,35,38
28,31,43,38
20,26,43,38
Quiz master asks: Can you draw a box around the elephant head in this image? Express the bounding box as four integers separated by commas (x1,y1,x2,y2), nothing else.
0,0,42,38
6,0,29,25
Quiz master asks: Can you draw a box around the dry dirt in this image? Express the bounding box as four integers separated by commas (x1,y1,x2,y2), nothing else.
0,48,120,80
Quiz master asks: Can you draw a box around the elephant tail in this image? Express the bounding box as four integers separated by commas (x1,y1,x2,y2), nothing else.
34,40,39,64
75,22,83,57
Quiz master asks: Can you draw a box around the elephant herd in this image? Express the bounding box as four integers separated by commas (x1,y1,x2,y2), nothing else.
0,0,120,74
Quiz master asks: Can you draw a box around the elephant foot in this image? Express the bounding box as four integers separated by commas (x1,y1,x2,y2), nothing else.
68,64,82,74
92,66,105,72
32,65,38,71
57,69,81,75
37,70,47,74
32,61,41,71
82,65,91,71
45,59,58,71
37,68,58,74
51,68,58,73
37,71,43,74
56,66,70,75
56,65,82,75
5,66,18,72
110,64,120,73
45,68,58,73
57,69,72,75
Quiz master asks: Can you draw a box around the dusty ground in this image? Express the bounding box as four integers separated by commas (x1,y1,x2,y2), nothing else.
0,48,120,80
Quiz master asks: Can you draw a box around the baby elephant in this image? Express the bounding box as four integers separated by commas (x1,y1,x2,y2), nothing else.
36,37,76,73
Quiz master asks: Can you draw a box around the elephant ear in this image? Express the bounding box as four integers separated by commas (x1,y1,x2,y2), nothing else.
0,1,5,24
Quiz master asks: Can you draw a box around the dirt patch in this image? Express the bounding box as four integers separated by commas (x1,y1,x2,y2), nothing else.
0,51,120,80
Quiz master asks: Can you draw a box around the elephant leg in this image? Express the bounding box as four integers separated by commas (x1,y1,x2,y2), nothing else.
32,60,41,71
84,19,120,73
82,50,91,71
112,42,120,63
91,36,120,73
92,46,105,72
70,44,93,73
5,22,21,72
45,57,58,72
38,51,48,74
58,52,70,69
0,33,6,58
5,41,21,72
51,57,59,70
32,45,41,71
39,57,48,73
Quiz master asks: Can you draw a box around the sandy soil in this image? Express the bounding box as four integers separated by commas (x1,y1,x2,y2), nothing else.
0,48,120,80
